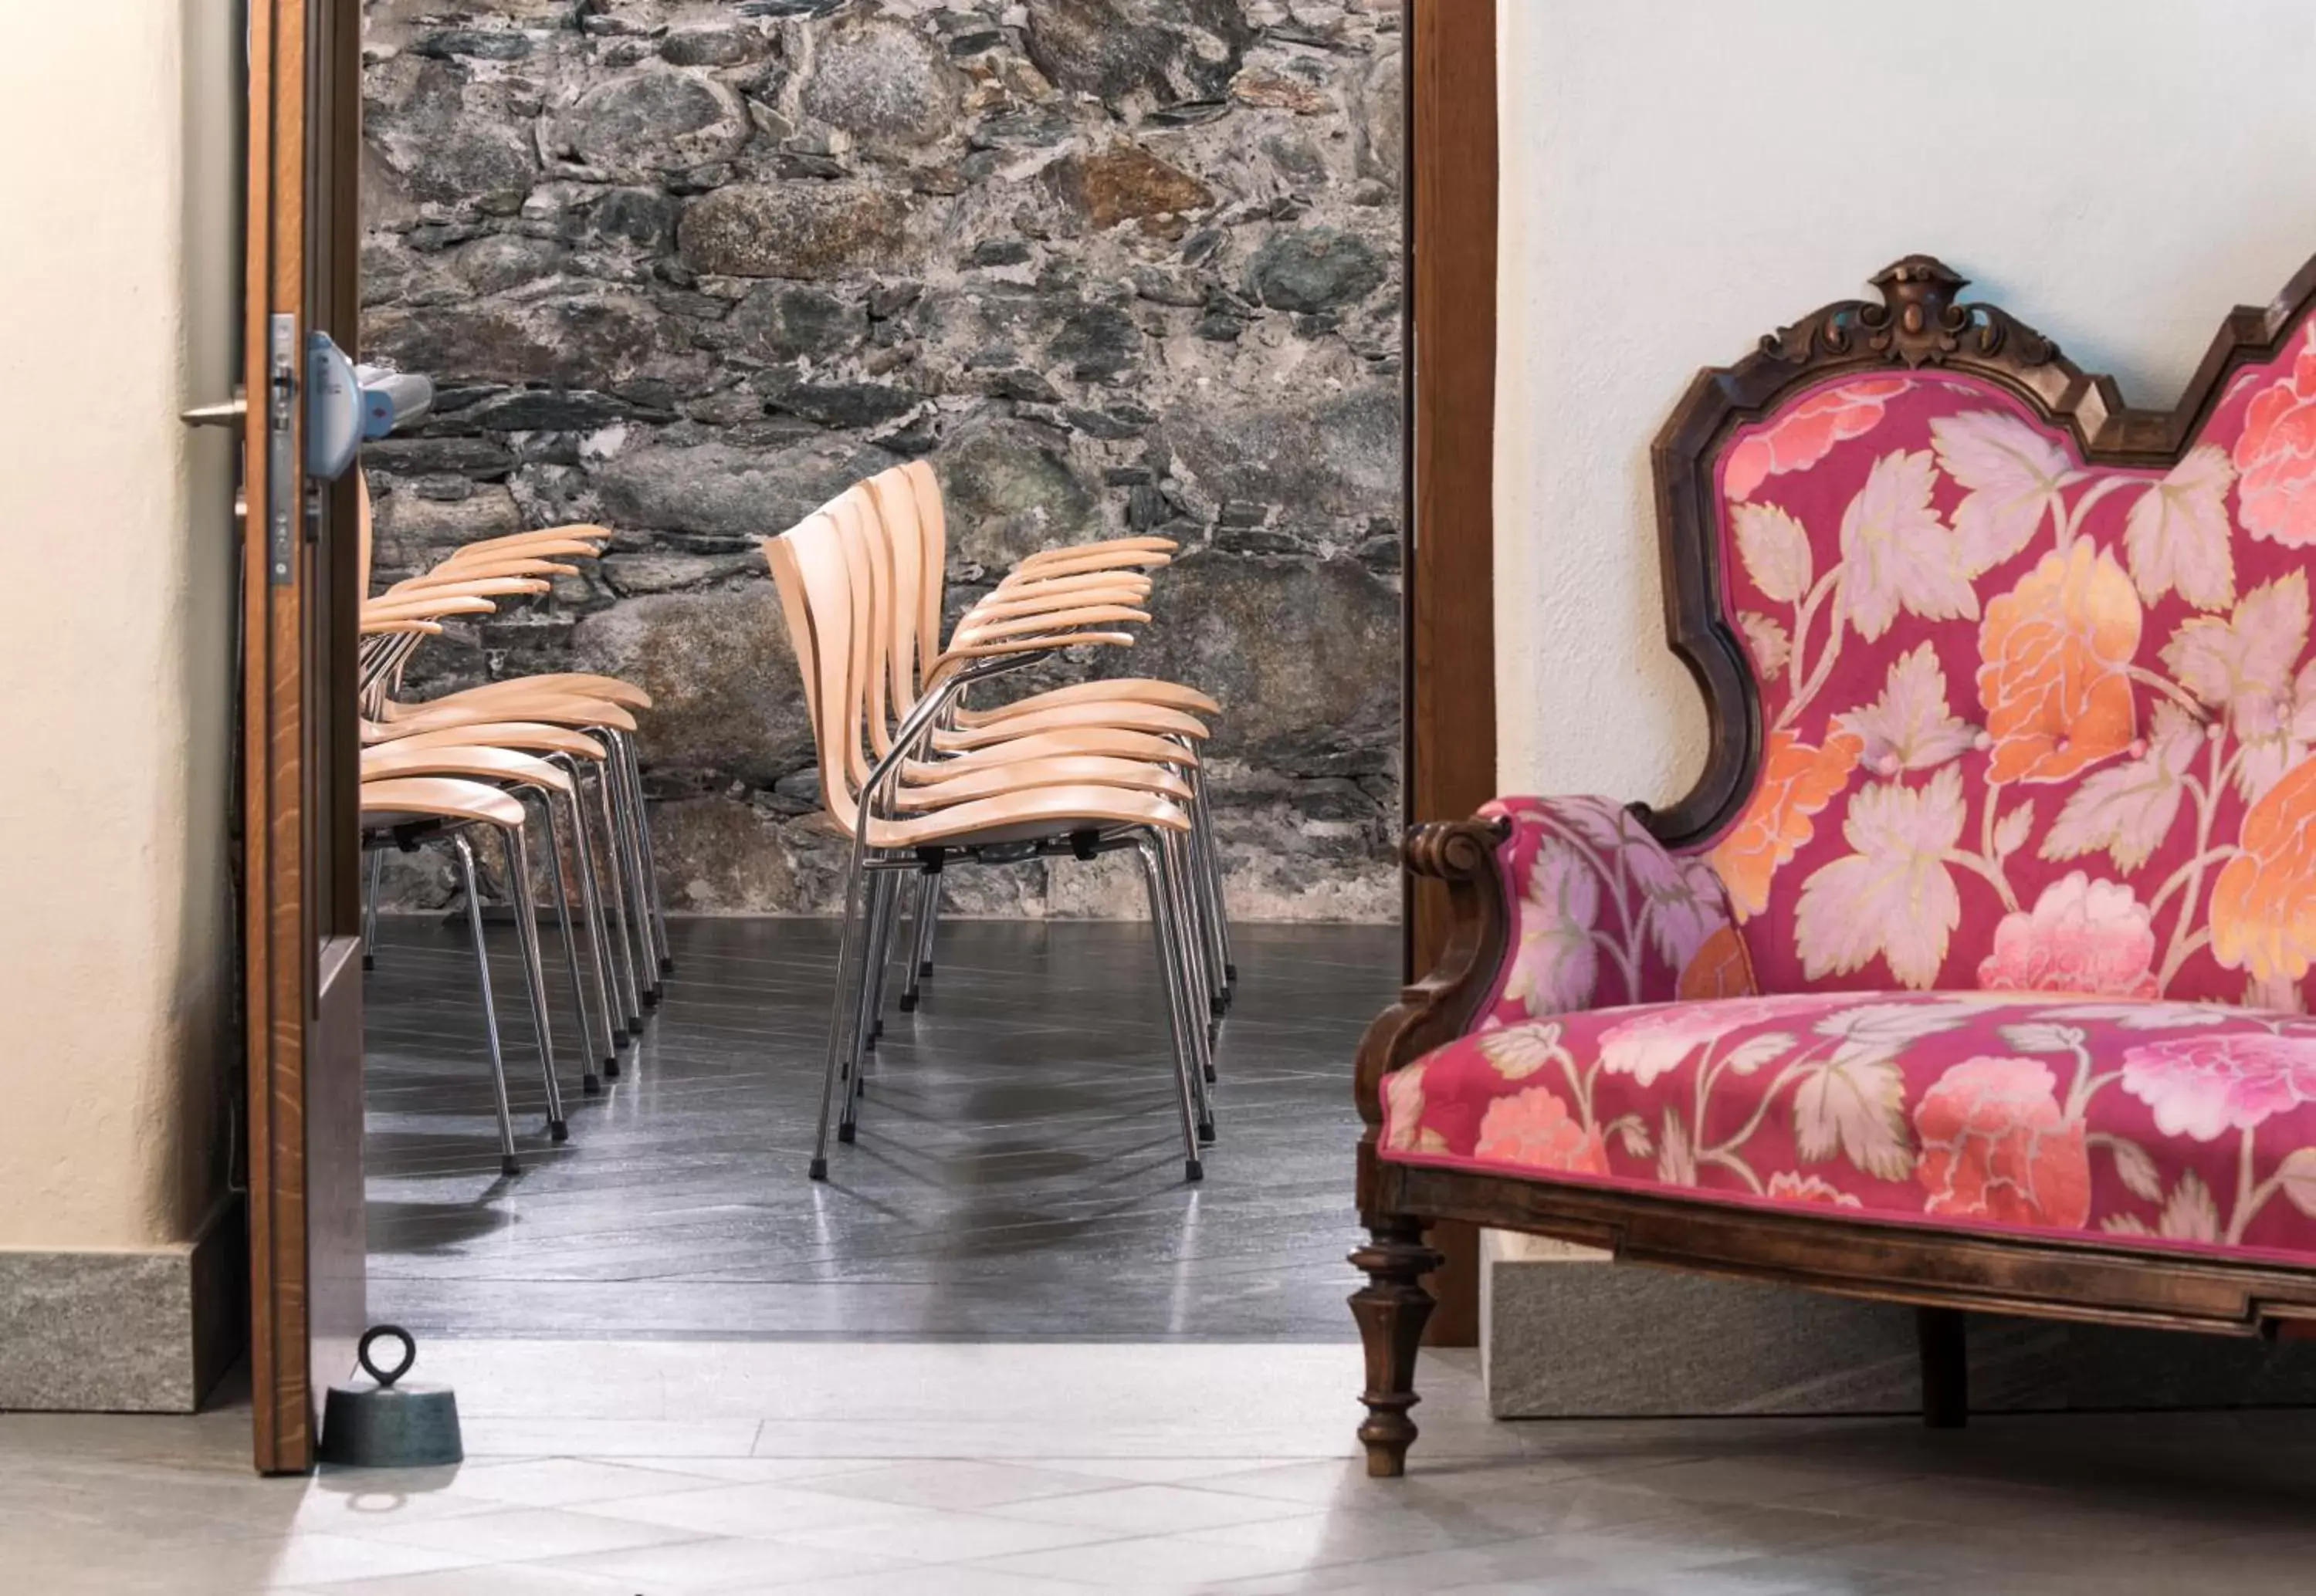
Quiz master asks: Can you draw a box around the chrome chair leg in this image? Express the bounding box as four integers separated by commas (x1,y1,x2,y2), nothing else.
809,844,875,1182
552,756,622,1076
860,869,900,1056
1136,836,1205,1183
1162,830,1220,1111
362,846,384,971
501,824,570,1141
453,833,522,1178
607,732,660,1009
537,793,604,1097
840,874,900,1147
611,731,672,986
1190,769,1234,1003
899,870,938,1012
590,763,645,1034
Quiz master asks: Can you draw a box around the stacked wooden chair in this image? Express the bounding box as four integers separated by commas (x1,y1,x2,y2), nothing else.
764,461,1232,1183
353,481,668,1175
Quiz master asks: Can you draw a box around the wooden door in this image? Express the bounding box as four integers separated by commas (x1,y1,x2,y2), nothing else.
1403,0,1499,1346
244,0,367,1476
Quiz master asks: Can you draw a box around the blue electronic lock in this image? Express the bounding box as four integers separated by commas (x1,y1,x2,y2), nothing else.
305,333,433,479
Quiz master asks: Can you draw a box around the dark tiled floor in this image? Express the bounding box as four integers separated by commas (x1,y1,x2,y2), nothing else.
364,917,1398,1341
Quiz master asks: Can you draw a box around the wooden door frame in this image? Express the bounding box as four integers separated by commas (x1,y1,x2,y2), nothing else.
1402,0,1498,1344
244,0,367,1475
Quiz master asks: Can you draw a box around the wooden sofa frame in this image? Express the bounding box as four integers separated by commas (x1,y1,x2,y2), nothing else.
1352,254,2316,1478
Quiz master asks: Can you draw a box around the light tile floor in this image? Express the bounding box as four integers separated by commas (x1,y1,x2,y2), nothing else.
9,1342,2316,1593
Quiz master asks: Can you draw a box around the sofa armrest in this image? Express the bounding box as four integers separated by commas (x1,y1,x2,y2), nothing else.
1355,796,1752,1134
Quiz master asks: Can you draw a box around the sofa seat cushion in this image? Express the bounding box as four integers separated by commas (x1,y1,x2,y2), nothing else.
1380,992,2316,1265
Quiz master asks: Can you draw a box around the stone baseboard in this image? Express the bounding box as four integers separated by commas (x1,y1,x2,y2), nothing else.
1481,1232,2316,1418
0,1199,244,1413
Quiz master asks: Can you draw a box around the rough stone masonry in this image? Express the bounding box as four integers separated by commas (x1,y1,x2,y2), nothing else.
360,0,1403,919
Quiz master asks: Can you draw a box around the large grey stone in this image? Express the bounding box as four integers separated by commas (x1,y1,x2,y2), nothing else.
369,59,537,212
589,437,901,538
1022,0,1253,103
723,284,864,363
799,19,960,150
677,184,918,280
936,424,1100,570
366,294,672,387
1166,385,1400,528
569,585,811,786
1122,550,1397,774
1244,225,1387,313
369,483,525,572
557,71,750,178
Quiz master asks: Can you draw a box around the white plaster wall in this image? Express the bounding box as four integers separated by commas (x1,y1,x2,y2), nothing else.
0,3,240,1247
1493,0,2316,804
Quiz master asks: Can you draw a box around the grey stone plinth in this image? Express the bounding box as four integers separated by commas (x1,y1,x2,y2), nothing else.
1481,1232,2316,1418
0,1204,242,1413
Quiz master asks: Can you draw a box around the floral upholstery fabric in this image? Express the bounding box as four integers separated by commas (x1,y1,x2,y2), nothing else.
1379,321,2316,1258
1472,796,1755,1031
1383,992,2316,1265
1706,338,2316,1010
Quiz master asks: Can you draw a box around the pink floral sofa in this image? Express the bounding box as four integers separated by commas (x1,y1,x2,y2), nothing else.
1352,256,2316,1476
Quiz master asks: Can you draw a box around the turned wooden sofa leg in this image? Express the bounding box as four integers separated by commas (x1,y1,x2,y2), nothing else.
1350,1214,1445,1477
1918,1306,1968,1429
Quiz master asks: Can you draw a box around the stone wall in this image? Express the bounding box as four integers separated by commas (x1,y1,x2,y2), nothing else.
359,0,1403,918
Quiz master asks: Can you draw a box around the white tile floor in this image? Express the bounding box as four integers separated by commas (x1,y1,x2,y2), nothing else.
8,1342,2316,1593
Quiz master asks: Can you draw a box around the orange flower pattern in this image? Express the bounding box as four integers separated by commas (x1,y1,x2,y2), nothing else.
1678,925,1759,1001
2211,756,2316,983
1975,542,2143,784
1708,730,1863,921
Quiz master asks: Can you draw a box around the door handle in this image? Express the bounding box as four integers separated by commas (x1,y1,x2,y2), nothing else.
181,391,248,428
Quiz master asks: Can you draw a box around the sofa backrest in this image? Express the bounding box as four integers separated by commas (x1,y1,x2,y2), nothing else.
1662,257,2316,1010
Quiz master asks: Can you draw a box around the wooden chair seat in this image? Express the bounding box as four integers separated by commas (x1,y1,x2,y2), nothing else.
361,742,574,796
357,776,524,830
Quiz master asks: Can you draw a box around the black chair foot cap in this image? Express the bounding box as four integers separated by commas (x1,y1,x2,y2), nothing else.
625,1015,645,1035
1184,1158,1204,1182
362,955,375,972
837,1121,857,1144
501,1155,523,1178
1225,963,1239,983
549,1118,570,1143
582,1074,602,1096
1203,1063,1217,1084
659,956,674,976
897,992,919,1012
642,989,662,1009
611,1028,630,1048
918,961,935,979
809,1157,828,1182
603,1058,621,1078
1210,996,1227,1019
1197,1119,1217,1145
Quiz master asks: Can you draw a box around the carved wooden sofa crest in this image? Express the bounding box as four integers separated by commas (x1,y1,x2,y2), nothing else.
1353,255,2316,1476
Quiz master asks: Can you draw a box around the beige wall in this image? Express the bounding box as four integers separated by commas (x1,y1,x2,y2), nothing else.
1492,0,2316,804
0,2,240,1249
